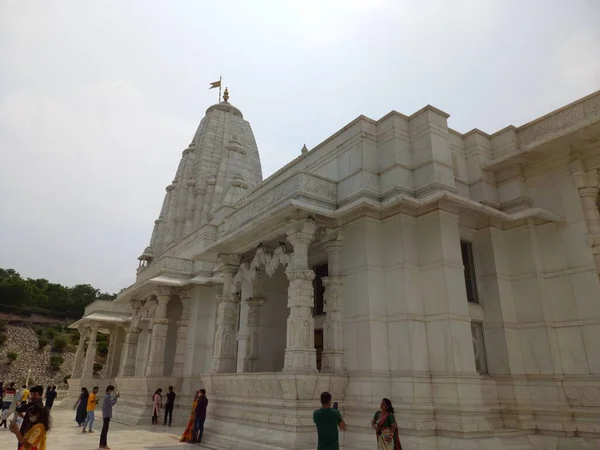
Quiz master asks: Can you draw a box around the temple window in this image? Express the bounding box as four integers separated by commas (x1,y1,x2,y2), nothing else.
313,264,328,316
461,240,479,304
314,329,323,371
470,321,488,374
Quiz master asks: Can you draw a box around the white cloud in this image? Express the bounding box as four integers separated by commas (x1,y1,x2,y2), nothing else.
0,0,598,292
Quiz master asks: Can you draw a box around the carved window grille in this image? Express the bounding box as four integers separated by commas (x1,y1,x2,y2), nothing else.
313,264,328,316
471,321,488,375
461,240,479,304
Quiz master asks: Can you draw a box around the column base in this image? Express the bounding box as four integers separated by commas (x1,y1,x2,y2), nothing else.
283,348,317,372
321,351,345,374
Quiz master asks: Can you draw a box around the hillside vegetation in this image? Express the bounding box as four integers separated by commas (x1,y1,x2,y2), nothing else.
0,268,116,320
0,268,116,387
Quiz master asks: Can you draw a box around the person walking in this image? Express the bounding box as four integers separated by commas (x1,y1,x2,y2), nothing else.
73,387,89,427
313,391,346,450
20,386,30,405
44,387,57,411
151,388,162,425
82,386,99,433
10,403,50,450
99,385,119,450
2,383,16,412
163,386,176,427
192,389,208,444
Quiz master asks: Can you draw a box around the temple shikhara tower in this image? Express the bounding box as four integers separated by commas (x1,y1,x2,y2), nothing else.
69,89,600,449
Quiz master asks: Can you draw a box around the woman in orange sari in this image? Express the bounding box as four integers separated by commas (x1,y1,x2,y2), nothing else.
10,404,50,450
180,391,199,443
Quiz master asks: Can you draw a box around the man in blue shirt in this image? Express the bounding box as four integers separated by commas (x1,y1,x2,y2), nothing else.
99,385,119,449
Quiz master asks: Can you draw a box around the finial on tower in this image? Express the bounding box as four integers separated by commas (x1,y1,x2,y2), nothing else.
301,144,308,154
223,87,229,102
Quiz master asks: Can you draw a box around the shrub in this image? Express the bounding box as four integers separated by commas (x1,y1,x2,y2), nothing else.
68,331,80,345
49,355,64,371
0,333,6,347
6,351,17,363
38,337,49,350
35,328,44,336
52,335,67,352
45,329,56,339
97,341,109,357
93,362,103,374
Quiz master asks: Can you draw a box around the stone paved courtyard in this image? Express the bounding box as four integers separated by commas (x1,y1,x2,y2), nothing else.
0,407,194,450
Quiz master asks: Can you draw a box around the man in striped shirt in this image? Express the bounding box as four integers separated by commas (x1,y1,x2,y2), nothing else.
99,385,119,450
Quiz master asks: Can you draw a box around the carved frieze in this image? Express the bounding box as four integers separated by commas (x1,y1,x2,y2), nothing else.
220,173,336,236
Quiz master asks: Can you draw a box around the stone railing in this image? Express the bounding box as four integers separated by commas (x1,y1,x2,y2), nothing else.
135,255,194,284
219,172,337,236
83,300,131,316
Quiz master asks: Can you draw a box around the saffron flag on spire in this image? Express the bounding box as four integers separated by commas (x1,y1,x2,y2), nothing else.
209,80,221,89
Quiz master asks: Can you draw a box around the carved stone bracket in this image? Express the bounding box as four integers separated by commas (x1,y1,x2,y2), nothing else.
233,243,291,287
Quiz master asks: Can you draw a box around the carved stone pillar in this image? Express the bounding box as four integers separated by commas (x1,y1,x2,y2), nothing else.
119,299,144,377
320,228,346,373
145,290,171,377
104,328,118,379
243,298,265,372
211,254,241,373
284,218,318,372
71,327,88,379
82,323,99,379
172,289,191,378
244,268,266,373
573,165,600,273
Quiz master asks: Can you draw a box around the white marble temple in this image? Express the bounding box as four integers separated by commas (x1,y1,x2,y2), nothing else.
67,89,600,449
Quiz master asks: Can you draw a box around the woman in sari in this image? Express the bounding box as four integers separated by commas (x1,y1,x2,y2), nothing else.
152,389,163,425
10,404,50,450
73,388,89,427
371,398,402,450
180,391,199,443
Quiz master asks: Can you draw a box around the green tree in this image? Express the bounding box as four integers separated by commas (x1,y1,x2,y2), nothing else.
7,351,17,363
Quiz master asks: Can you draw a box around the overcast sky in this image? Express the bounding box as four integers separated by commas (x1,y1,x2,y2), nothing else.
1,0,599,293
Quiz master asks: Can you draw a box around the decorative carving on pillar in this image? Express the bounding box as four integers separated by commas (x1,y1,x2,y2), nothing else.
573,162,600,273
145,288,171,377
283,218,318,373
71,327,89,379
233,243,291,287
211,254,241,373
320,228,346,373
82,323,99,379
172,288,191,378
119,298,144,377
